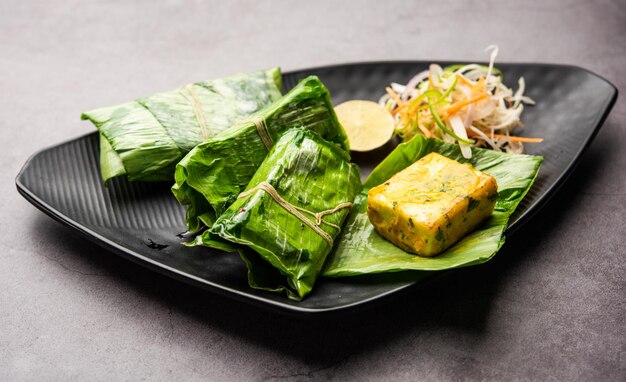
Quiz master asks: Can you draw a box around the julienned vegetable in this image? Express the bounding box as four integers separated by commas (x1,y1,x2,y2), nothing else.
378,46,541,158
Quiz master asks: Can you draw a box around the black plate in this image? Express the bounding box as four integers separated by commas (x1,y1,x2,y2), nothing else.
16,62,617,315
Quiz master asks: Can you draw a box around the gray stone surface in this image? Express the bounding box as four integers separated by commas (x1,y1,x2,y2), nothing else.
1,0,624,380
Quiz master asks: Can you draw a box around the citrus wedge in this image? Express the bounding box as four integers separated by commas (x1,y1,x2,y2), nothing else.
334,100,395,152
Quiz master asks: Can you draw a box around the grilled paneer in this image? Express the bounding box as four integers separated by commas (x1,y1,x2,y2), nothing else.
367,152,498,257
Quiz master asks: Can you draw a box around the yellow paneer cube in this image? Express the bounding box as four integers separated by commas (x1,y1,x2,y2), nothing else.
367,152,498,257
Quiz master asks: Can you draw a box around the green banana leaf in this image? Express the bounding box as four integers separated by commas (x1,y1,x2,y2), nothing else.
322,136,543,277
82,68,282,182
172,75,350,232
210,128,361,300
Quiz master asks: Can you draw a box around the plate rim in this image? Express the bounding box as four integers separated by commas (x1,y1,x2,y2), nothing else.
16,61,619,316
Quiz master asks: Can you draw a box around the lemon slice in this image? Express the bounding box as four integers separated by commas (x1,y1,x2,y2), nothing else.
334,100,395,152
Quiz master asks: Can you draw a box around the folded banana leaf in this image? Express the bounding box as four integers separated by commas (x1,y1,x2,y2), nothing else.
82,68,282,182
172,76,350,232
322,135,543,277
210,128,361,300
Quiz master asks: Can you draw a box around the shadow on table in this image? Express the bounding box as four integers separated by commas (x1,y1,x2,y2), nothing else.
30,124,613,373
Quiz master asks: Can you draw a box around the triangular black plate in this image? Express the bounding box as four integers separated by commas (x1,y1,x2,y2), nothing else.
16,62,617,315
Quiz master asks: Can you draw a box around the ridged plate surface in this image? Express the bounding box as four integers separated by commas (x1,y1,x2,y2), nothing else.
16,62,617,315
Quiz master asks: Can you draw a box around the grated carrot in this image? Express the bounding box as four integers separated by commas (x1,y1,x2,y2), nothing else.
386,87,403,108
456,73,475,87
473,77,486,94
467,130,543,143
417,122,432,138
442,93,489,119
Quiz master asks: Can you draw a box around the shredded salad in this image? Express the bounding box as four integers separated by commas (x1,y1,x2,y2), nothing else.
378,46,541,158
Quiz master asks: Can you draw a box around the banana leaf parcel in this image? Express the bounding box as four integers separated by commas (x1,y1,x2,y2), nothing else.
322,135,543,277
172,75,350,232
81,68,282,182
210,128,361,300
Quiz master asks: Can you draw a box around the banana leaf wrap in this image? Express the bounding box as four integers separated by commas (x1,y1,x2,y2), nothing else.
172,76,350,232
209,128,361,300
81,68,282,182
322,135,543,277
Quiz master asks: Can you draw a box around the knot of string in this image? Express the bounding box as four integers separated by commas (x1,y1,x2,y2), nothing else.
237,181,352,248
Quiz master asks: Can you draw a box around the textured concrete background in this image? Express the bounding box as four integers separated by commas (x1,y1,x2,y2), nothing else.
1,0,625,380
